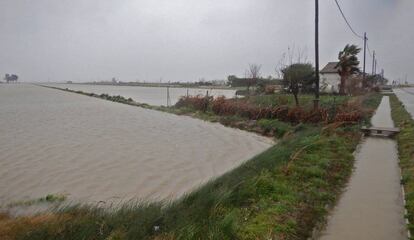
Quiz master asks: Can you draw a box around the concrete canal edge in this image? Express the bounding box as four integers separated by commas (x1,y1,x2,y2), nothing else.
311,95,409,240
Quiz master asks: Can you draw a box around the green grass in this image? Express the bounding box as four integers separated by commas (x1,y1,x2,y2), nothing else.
243,94,350,109
2,87,382,240
1,127,362,240
257,119,292,138
389,94,414,236
40,85,371,140
0,90,383,240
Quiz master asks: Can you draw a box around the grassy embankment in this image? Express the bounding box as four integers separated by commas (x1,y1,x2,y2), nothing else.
389,94,414,236
0,88,382,240
76,82,242,90
39,85,350,138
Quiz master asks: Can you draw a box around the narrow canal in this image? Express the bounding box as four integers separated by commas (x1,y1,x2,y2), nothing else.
318,96,407,239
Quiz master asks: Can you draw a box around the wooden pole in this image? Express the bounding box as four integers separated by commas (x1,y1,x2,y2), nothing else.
372,51,376,75
363,32,367,87
167,86,170,107
314,0,320,110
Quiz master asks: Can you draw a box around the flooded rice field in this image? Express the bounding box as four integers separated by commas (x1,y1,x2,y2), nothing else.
395,88,414,118
0,84,271,208
45,83,236,106
319,96,407,240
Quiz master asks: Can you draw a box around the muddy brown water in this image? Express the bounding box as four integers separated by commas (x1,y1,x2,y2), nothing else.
45,83,237,106
0,84,272,212
318,96,407,240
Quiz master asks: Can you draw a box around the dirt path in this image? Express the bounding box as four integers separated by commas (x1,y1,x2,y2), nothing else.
318,96,407,240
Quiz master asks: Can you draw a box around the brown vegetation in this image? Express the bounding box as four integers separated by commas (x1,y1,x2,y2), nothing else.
176,95,367,125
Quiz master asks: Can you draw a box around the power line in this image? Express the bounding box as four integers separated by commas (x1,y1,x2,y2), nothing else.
333,0,364,39
366,42,373,57
332,0,384,78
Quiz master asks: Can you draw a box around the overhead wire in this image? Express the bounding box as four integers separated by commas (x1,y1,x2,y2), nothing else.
333,0,364,39
333,0,381,74
366,42,373,57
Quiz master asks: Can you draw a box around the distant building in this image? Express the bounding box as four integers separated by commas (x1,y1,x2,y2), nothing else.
320,62,340,93
320,62,366,94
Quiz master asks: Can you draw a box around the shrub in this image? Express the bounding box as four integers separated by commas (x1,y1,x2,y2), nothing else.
302,108,328,124
176,94,368,125
286,107,305,124
175,95,212,112
333,111,362,122
257,119,291,137
333,101,364,123
264,85,276,95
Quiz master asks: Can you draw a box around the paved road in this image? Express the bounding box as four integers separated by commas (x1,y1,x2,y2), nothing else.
394,88,414,119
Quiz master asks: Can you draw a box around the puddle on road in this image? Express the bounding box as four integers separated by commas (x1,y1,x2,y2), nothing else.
318,96,407,240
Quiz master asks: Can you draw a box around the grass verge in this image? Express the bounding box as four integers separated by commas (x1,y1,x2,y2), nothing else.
389,94,414,236
38,85,294,137
0,94,381,240
39,85,379,139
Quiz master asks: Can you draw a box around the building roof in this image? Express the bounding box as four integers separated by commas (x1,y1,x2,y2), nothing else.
320,62,339,74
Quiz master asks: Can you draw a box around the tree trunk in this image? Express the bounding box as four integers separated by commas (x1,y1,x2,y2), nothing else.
339,74,346,95
294,93,299,106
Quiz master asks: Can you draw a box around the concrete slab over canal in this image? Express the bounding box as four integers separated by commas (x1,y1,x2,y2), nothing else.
318,96,407,240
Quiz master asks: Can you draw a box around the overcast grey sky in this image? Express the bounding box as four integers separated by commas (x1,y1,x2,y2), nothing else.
0,0,412,83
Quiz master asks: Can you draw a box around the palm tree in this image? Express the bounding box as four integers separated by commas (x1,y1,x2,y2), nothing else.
336,44,361,95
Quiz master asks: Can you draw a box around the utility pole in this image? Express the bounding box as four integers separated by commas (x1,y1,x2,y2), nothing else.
167,81,171,107
363,32,367,87
374,60,377,75
372,50,376,75
314,0,320,110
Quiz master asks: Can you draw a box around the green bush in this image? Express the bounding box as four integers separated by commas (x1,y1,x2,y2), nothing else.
257,119,291,137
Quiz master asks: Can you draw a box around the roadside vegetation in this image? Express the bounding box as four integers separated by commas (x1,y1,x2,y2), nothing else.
0,92,381,240
173,93,373,137
17,54,387,239
41,84,373,139
389,94,414,235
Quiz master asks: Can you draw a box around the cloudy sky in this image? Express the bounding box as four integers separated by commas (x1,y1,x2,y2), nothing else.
0,0,412,83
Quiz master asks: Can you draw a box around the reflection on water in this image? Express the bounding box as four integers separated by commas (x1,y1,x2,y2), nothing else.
46,83,236,106
0,84,271,207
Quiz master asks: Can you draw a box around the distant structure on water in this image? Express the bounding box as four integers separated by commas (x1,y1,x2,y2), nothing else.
3,74,19,83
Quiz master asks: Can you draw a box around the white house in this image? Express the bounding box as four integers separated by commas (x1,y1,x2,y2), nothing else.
320,62,340,93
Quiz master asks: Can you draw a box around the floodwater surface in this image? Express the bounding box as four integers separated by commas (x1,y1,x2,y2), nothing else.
46,83,236,106
319,96,407,240
0,84,271,207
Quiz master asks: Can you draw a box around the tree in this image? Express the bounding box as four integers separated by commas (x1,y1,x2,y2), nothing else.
246,64,261,93
336,44,361,95
282,63,314,106
4,74,18,83
276,46,309,89
227,75,237,86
